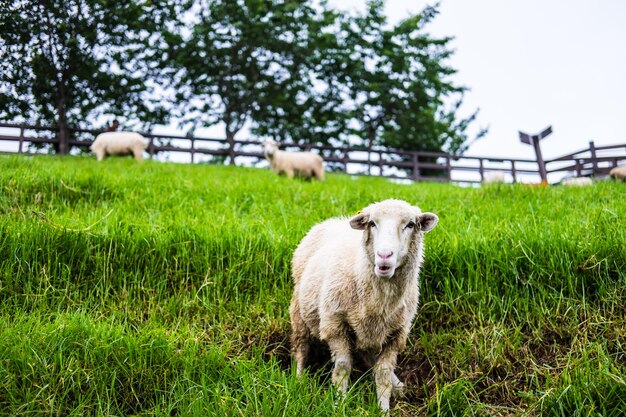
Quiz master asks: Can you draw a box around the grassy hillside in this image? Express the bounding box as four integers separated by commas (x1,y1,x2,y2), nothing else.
0,154,625,416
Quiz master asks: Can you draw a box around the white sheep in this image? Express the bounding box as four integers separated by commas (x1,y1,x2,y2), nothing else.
90,132,148,161
561,177,593,187
482,171,507,184
290,199,438,411
609,165,626,181
262,139,324,180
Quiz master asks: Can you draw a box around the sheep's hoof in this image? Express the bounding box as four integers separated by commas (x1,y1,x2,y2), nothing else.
332,359,351,393
392,381,406,397
391,374,405,397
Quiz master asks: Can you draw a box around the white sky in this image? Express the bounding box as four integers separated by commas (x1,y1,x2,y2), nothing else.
329,0,626,160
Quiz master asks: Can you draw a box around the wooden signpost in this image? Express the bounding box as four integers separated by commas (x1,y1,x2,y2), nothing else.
519,125,552,183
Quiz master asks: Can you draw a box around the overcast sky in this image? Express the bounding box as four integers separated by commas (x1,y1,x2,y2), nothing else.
329,0,626,160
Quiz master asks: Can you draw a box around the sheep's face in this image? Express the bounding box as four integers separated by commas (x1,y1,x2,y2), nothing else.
262,140,279,157
350,199,438,279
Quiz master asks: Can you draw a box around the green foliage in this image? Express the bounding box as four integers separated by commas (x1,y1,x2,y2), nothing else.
164,0,484,157
370,3,487,155
249,2,353,147
1,156,625,416
165,0,324,148
1,0,484,157
0,0,189,151
251,1,487,155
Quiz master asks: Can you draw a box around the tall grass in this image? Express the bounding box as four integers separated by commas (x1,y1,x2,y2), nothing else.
0,154,624,416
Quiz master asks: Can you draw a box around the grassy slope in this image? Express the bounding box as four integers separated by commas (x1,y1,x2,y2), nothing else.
0,155,625,416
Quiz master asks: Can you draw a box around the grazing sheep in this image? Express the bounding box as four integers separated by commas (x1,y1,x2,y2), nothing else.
561,177,593,187
90,132,148,161
482,171,507,184
609,166,626,181
290,199,438,411
262,140,324,181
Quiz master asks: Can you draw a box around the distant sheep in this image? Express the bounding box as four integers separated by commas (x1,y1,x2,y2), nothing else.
561,177,593,187
609,166,626,181
262,140,324,180
91,132,148,161
483,171,507,184
290,199,438,411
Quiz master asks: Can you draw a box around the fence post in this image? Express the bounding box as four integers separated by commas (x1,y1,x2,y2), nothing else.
575,159,582,177
511,160,517,183
378,151,384,176
227,133,236,165
18,125,25,153
412,152,419,181
446,156,452,180
149,136,155,159
478,159,484,182
190,138,195,164
588,141,597,175
367,141,373,176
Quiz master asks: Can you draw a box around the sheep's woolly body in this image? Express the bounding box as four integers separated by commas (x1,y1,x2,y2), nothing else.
90,132,148,161
561,177,592,187
483,171,507,184
263,140,324,180
609,166,626,181
290,199,437,411
292,218,421,351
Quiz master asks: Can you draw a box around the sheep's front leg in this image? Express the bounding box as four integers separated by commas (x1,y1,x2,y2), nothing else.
320,322,352,394
131,147,143,161
374,346,400,412
328,337,352,393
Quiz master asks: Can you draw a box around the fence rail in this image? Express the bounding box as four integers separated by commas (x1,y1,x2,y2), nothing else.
1,122,624,184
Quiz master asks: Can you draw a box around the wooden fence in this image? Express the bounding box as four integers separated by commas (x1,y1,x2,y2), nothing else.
0,122,624,184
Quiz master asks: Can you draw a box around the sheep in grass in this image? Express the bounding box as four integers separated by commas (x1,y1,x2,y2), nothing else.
482,171,507,184
561,177,593,187
91,132,148,162
609,166,626,181
290,199,438,412
262,139,324,181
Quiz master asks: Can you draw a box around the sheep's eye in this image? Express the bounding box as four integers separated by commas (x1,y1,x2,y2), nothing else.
405,221,416,230
368,221,376,228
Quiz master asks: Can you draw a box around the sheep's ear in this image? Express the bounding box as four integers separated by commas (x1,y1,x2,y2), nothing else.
350,211,370,230
417,212,438,232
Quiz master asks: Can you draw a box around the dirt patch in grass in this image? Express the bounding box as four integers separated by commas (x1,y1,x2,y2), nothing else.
248,325,580,412
262,328,293,370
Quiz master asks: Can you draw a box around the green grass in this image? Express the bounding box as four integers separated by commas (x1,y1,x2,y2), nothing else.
0,154,625,416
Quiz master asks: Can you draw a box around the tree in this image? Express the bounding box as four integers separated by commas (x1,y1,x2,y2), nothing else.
165,0,332,164
0,0,187,154
249,3,353,150
252,0,486,173
378,5,487,156
343,2,486,157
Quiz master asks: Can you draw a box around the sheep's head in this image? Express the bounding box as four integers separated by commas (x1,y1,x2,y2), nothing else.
349,199,438,279
262,140,279,158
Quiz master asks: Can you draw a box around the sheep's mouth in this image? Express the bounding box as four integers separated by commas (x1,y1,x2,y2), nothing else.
375,264,395,278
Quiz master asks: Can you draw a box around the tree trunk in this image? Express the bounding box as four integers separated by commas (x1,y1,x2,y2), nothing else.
57,120,69,155
367,128,375,176
226,130,236,166
56,79,70,155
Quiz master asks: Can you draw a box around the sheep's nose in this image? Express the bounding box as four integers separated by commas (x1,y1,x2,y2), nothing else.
377,250,393,260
